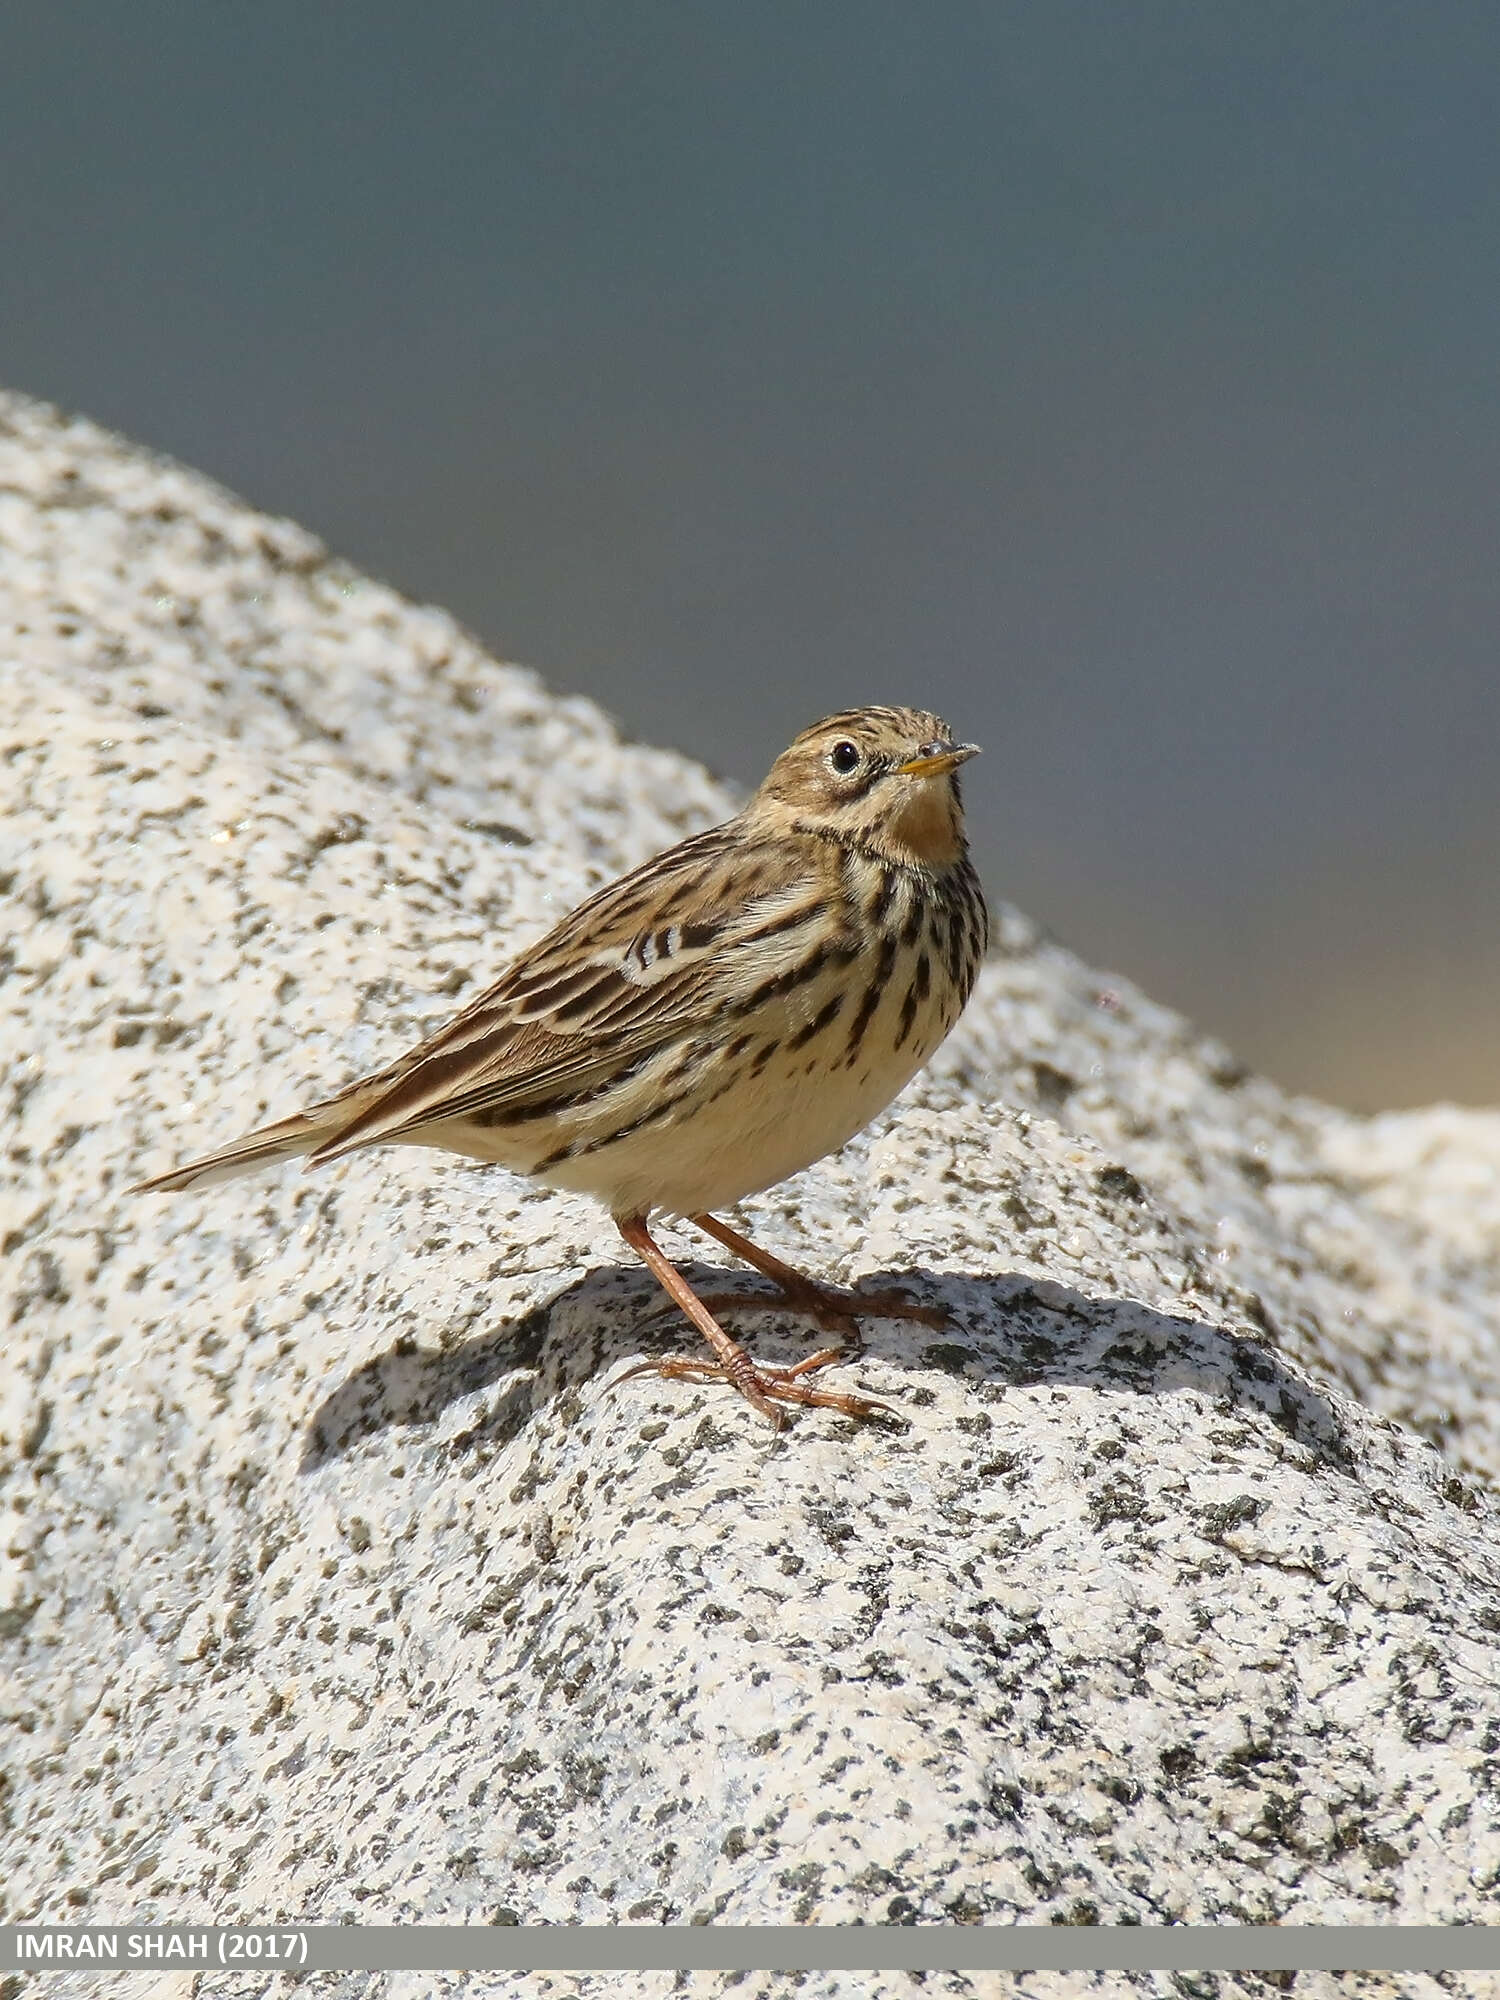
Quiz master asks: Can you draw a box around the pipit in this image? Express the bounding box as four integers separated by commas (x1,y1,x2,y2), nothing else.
136,705,987,1422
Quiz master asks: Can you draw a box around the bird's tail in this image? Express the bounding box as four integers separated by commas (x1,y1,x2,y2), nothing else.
131,1104,344,1193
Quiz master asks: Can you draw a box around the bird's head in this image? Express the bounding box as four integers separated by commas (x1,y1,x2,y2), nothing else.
750,705,979,869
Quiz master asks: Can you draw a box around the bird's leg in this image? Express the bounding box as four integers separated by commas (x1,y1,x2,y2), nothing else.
688,1211,950,1346
612,1215,892,1423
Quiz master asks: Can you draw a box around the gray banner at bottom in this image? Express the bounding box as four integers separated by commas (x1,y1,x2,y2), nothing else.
4,1926,1499,1974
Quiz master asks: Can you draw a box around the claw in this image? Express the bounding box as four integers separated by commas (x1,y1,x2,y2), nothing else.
608,1352,898,1423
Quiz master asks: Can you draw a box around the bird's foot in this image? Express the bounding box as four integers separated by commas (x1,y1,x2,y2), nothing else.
609,1349,898,1425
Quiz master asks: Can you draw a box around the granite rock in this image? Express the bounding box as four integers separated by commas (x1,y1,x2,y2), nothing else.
2,391,1498,1981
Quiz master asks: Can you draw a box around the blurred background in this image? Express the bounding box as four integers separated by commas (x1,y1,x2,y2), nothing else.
3,4,1496,1110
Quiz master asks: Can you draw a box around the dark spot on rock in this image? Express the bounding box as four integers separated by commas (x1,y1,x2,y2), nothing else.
308,813,367,852
1102,1774,1142,1805
1198,1494,1264,1538
977,1453,1021,1480
0,1599,40,1640
1207,1050,1252,1089
1159,1744,1198,1783
1031,1061,1075,1106
1088,1479,1145,1528
922,1342,976,1375
464,819,534,847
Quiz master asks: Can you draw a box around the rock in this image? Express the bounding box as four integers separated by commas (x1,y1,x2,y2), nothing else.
3,389,1498,1959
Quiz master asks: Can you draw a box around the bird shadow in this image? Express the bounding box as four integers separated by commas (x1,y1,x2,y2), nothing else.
298,1258,1352,1477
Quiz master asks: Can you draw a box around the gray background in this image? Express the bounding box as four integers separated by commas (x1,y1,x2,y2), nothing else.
5,2,1496,1110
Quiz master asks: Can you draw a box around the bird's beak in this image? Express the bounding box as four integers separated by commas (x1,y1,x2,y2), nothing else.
896,742,980,778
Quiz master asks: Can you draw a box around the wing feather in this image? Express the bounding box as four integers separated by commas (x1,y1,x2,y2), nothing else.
306,818,824,1160
139,815,841,1187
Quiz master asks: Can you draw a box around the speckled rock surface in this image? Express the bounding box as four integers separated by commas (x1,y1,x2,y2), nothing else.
278,1974,1471,2000
4,391,1500,1970
126,1972,1479,2000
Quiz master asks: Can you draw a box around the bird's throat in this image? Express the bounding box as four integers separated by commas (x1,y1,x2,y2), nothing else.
881,780,966,868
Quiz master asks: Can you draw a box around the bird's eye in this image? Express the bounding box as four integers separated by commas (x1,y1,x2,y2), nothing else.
828,740,861,775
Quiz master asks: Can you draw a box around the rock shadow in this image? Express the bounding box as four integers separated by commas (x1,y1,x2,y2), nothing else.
299,1258,1351,1476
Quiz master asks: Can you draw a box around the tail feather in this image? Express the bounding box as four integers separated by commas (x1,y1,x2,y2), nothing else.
132,1107,334,1194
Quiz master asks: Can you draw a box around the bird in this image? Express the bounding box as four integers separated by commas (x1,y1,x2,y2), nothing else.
135,705,987,1423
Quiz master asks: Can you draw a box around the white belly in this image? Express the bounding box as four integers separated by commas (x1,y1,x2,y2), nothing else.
544,1036,912,1216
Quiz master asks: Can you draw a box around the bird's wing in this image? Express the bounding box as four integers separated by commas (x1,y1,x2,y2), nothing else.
135,818,850,1191
303,816,840,1163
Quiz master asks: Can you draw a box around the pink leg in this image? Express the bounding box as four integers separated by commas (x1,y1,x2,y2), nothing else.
613,1215,894,1424
689,1211,948,1338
